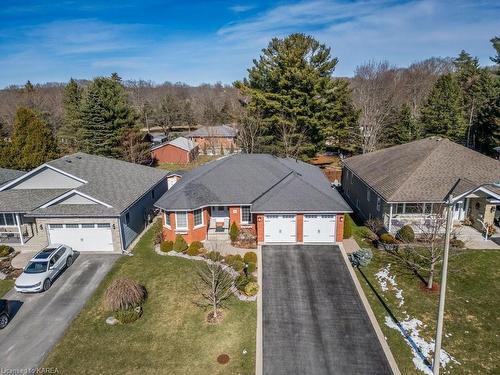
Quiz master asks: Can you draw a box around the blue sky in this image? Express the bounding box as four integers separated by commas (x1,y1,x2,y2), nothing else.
0,0,498,88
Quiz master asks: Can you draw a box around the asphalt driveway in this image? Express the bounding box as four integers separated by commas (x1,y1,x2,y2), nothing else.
262,244,393,375
0,254,118,370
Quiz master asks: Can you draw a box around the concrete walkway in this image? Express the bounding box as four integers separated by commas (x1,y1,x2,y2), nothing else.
456,225,500,250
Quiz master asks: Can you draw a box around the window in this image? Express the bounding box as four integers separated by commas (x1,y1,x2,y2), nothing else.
164,212,171,228
376,197,381,212
97,223,111,228
81,223,95,228
241,206,251,224
194,209,203,227
405,203,424,214
48,224,63,229
66,224,79,228
366,189,371,202
176,211,187,230
396,203,405,214
0,213,16,226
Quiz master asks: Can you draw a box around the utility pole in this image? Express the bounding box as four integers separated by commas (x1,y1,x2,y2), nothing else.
432,195,454,375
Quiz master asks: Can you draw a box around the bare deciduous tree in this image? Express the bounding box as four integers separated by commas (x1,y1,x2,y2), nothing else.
237,113,263,154
194,262,234,322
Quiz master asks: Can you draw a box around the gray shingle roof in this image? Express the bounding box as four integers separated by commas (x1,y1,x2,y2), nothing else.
0,168,25,187
151,136,197,152
0,153,168,216
343,137,500,202
186,125,237,138
155,154,351,213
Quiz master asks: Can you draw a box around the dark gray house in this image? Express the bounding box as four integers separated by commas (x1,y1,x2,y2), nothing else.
342,137,500,234
0,153,168,252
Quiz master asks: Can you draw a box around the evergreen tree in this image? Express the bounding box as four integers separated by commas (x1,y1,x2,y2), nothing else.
382,103,419,146
0,120,12,168
10,107,59,170
235,33,358,158
490,36,500,64
58,78,82,153
79,76,138,157
420,74,466,143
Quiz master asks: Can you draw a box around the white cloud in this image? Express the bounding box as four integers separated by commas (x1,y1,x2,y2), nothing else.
229,4,256,13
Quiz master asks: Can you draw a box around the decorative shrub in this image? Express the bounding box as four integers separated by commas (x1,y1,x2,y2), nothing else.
243,251,257,264
186,241,203,256
206,251,223,262
246,262,256,274
103,278,147,312
173,234,188,253
450,239,465,249
160,241,173,253
380,233,396,244
115,307,142,324
153,231,163,246
348,248,373,268
397,225,415,243
0,245,14,258
236,274,256,291
224,254,242,266
229,222,239,243
232,260,245,272
244,282,259,296
343,215,353,239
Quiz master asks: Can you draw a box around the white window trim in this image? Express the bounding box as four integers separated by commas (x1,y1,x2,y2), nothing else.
0,213,16,227
164,212,171,229
193,209,204,228
240,206,251,224
175,211,188,231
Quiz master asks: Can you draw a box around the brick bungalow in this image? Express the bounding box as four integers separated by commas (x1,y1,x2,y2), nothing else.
154,154,351,244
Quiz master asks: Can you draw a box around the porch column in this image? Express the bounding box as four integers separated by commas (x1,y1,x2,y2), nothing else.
16,213,24,245
388,204,393,233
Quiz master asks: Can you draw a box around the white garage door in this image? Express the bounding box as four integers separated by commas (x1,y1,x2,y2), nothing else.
303,214,336,243
264,214,296,243
47,223,114,252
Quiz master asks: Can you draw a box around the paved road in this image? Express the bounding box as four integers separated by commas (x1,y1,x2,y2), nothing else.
262,244,393,375
0,254,118,371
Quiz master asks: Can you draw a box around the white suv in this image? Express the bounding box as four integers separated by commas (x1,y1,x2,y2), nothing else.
15,244,74,293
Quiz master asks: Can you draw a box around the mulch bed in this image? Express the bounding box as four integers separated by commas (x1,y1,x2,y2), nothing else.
420,281,440,293
206,310,224,324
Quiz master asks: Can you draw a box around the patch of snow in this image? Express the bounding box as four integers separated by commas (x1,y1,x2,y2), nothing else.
375,264,405,307
385,316,460,375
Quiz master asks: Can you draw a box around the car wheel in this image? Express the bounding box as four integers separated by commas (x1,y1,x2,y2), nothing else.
43,278,51,292
66,255,73,268
0,314,9,329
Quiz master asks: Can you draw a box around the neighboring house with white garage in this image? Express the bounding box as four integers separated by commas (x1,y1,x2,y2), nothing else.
0,153,168,253
155,154,351,244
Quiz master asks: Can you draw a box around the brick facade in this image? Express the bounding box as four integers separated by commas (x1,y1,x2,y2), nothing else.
162,208,209,243
336,214,344,242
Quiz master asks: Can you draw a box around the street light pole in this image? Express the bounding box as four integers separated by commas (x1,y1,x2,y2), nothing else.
432,194,454,375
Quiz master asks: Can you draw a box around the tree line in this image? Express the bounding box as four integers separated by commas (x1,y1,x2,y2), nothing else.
0,33,498,170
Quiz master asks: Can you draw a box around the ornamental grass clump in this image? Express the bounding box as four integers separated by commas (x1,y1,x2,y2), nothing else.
103,278,147,312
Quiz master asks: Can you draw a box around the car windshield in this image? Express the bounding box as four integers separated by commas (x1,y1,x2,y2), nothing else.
24,261,48,274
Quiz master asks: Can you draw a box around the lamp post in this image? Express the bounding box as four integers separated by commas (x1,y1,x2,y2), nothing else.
432,195,453,375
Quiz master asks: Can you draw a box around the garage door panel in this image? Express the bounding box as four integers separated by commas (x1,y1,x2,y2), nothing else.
264,214,296,243
303,214,336,243
48,223,114,252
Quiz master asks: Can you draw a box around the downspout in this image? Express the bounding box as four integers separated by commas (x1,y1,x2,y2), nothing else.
388,204,393,233
16,213,24,245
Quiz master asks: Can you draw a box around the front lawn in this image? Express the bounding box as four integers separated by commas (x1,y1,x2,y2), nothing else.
0,279,13,297
44,224,257,374
348,215,500,374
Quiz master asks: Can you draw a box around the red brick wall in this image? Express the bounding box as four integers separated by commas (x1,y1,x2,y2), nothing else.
229,206,240,227
336,214,344,242
152,144,193,164
256,214,264,243
296,214,304,242
162,208,209,244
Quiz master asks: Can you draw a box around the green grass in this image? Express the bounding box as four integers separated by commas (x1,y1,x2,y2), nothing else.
43,224,257,375
0,279,14,297
347,215,500,374
157,155,218,172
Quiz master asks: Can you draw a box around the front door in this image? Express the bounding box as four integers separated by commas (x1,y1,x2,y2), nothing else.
211,206,229,223
453,201,464,221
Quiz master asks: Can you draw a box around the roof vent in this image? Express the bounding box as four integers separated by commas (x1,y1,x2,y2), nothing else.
65,160,72,163
75,156,82,159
